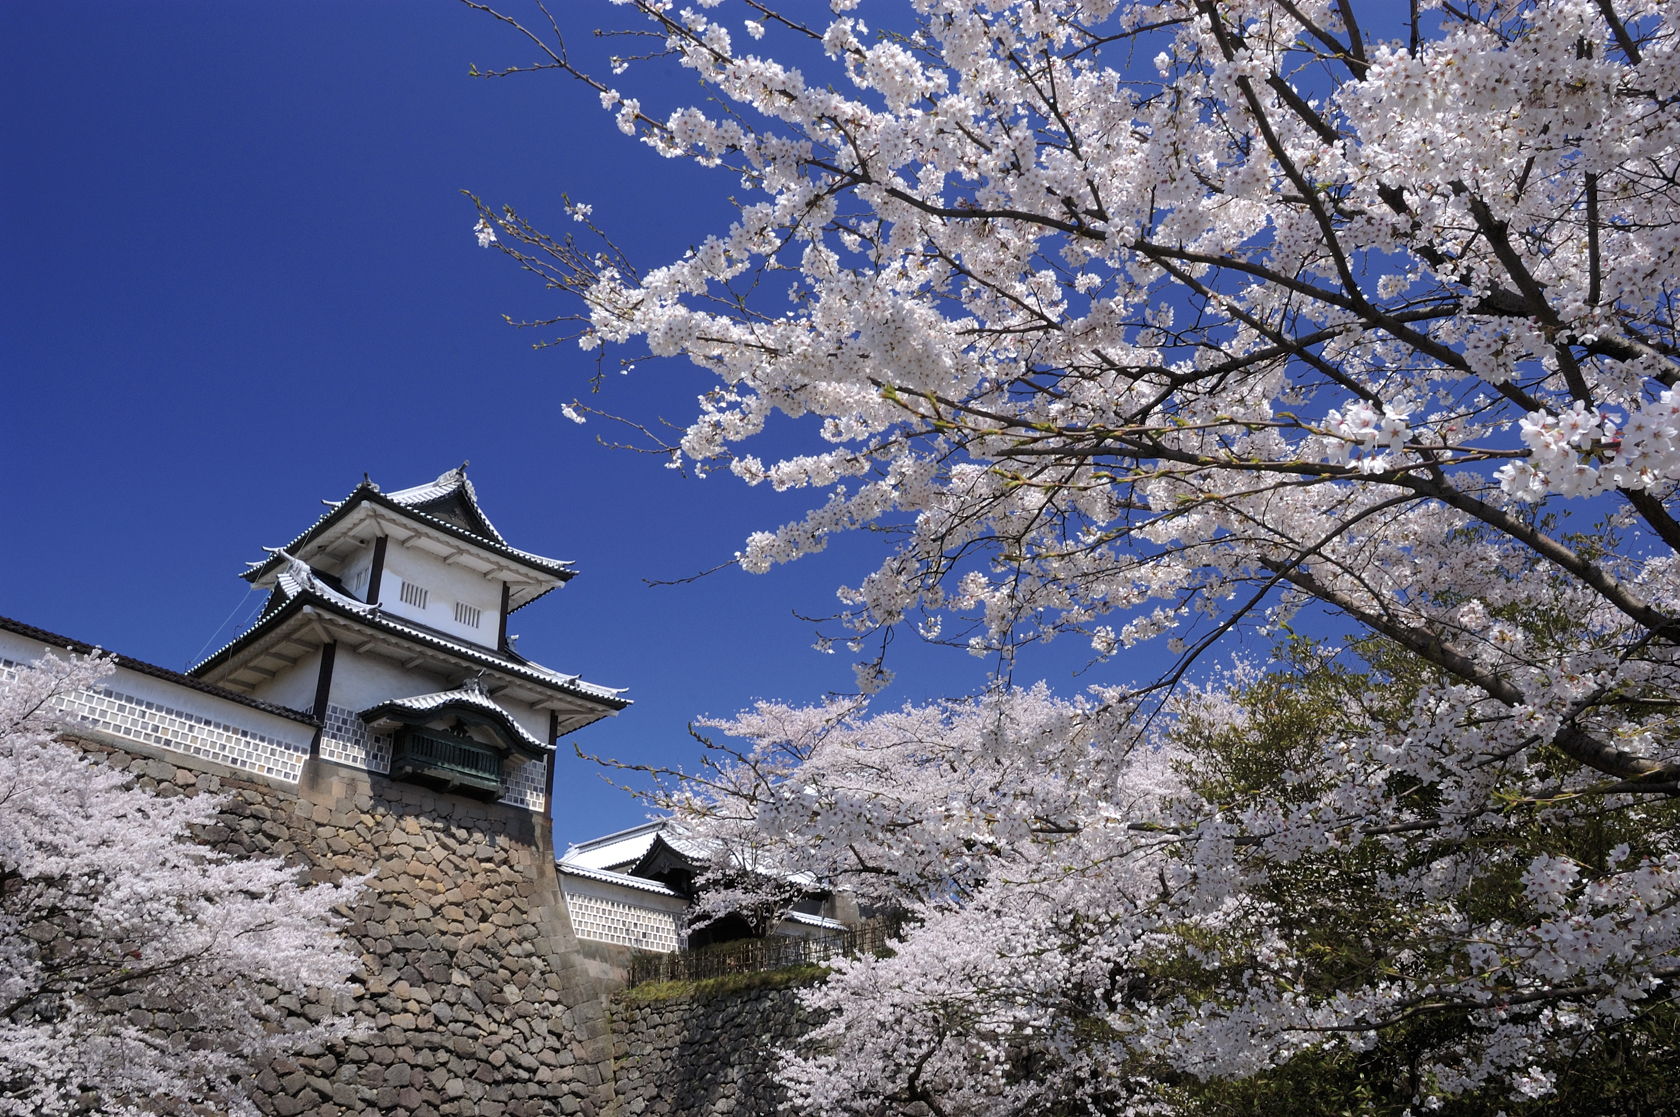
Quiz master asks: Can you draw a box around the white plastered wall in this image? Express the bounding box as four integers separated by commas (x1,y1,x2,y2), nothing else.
326,648,453,710
248,648,324,713
337,541,377,602
376,542,503,649
498,694,551,743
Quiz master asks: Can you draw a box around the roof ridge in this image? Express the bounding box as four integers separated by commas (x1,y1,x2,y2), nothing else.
360,684,549,754
564,818,671,852
556,861,685,897
239,476,574,592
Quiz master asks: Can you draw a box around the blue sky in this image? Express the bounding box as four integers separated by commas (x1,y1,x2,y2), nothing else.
2,0,1149,843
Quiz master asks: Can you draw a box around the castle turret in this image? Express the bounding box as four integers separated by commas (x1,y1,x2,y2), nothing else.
189,466,628,810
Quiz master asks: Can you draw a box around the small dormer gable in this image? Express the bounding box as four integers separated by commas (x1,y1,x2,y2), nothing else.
360,680,548,800
383,467,508,546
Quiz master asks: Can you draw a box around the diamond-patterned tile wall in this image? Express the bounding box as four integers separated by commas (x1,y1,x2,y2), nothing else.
319,703,392,773
561,885,681,952
499,756,547,812
1,658,311,782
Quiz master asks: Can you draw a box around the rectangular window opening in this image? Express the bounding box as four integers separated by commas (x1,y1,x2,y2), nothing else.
400,581,428,609
455,602,482,628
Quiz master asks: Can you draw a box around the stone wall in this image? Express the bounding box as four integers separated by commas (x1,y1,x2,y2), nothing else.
607,981,821,1117
66,733,620,1117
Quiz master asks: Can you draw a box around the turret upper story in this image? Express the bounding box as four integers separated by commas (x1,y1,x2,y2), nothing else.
239,465,572,651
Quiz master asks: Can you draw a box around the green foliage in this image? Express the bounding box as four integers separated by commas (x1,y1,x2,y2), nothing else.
1177,1003,1680,1117
1159,636,1680,1117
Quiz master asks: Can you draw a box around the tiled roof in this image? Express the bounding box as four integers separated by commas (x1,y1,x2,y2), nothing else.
561,820,668,871
242,468,575,594
191,555,629,708
361,681,548,754
783,910,848,932
563,819,814,884
557,861,686,898
383,468,511,546
0,613,319,726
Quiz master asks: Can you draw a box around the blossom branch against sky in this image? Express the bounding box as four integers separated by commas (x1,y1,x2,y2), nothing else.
470,0,1680,785
462,0,1680,1108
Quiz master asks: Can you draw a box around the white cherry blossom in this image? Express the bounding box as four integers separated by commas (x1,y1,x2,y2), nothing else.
468,0,1680,1108
0,653,361,1116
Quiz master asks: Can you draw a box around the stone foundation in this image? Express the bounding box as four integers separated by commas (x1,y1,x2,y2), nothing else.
66,733,619,1117
607,982,821,1117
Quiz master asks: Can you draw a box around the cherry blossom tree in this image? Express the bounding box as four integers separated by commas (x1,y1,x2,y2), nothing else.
0,653,362,1116
466,0,1680,1108
657,640,1680,1113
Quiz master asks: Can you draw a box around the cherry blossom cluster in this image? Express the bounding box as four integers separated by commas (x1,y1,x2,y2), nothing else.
1497,393,1680,498
656,655,1680,1113
468,0,1680,1107
0,654,361,1116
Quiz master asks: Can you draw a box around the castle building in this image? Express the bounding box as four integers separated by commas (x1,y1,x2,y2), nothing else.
1,466,858,1117
0,467,718,960
3,466,849,961
557,821,852,952
188,465,628,812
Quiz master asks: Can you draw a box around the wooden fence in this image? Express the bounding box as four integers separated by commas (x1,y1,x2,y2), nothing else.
627,918,901,987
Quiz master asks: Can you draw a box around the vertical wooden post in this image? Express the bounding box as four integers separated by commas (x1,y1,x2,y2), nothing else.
546,710,559,819
365,536,388,605
308,641,337,758
498,582,512,650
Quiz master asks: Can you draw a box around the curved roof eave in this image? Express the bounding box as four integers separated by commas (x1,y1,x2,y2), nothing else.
241,484,576,587
188,585,629,710
0,613,319,727
557,861,686,898
360,686,551,756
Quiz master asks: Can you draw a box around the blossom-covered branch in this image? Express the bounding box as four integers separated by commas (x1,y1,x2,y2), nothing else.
468,0,1680,1107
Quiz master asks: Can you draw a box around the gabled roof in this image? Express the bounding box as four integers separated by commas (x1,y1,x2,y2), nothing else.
783,910,848,932
189,554,628,731
361,679,549,758
557,860,686,898
631,833,703,881
383,468,510,546
561,820,671,872
563,814,826,892
241,467,575,610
